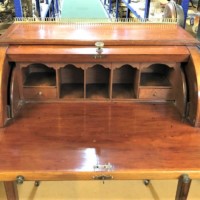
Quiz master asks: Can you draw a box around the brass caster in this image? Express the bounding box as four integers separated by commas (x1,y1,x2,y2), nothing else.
143,179,150,186
182,174,191,184
16,175,24,185
34,181,40,187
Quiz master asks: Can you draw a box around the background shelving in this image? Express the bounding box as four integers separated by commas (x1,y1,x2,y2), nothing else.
114,0,190,26
13,0,61,18
100,0,117,18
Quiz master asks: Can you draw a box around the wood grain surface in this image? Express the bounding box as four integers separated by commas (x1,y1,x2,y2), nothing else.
3,182,19,200
0,102,200,181
0,23,198,46
184,47,200,127
0,22,200,184
7,45,190,63
0,45,10,127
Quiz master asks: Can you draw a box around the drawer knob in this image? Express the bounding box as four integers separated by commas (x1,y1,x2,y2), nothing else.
93,41,104,59
95,41,104,54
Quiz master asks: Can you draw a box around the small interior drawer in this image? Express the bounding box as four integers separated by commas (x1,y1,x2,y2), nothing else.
139,88,174,100
23,87,57,99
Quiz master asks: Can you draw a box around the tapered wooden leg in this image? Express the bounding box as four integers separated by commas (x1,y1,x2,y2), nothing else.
175,174,191,200
4,181,19,200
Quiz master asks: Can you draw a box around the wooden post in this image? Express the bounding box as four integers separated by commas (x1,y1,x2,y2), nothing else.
4,181,19,200
175,174,191,200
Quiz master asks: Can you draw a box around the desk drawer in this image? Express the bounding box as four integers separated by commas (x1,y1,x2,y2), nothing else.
139,88,174,100
23,87,57,99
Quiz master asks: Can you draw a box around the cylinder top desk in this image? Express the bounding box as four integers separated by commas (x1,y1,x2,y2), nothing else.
0,19,200,199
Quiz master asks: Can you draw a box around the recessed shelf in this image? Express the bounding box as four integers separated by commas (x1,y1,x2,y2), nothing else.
86,84,109,99
23,64,56,87
112,84,135,99
23,72,56,87
139,64,174,100
20,62,179,102
60,65,84,99
61,84,84,99
140,73,171,87
140,64,173,87
86,65,110,99
112,65,137,99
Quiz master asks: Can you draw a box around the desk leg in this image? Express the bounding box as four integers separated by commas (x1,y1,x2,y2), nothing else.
175,174,191,200
4,181,19,200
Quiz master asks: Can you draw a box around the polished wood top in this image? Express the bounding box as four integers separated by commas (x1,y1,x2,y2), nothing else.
0,103,200,181
0,23,198,46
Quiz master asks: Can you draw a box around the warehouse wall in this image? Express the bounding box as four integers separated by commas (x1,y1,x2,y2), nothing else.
0,180,200,200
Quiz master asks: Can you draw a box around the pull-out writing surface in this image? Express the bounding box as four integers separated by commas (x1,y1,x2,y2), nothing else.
1,102,200,181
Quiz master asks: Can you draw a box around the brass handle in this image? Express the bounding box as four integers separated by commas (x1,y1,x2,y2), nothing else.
94,41,104,59
93,54,105,59
95,41,104,54
93,175,113,181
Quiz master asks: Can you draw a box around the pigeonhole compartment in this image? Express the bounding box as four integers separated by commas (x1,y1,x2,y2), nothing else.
60,65,84,99
86,64,111,99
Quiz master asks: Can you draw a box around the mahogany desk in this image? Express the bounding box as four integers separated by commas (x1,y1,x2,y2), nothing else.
0,20,200,199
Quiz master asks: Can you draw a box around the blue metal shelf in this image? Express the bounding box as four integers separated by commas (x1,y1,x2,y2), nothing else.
40,0,55,19
115,0,190,27
100,0,114,18
181,0,190,27
13,0,59,18
144,0,150,18
118,0,149,19
13,0,23,17
37,0,57,18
